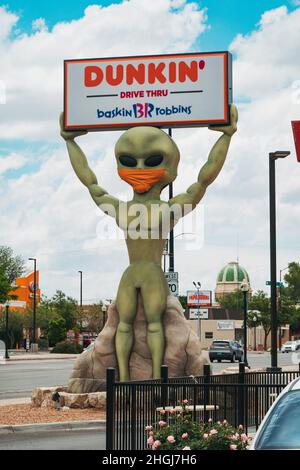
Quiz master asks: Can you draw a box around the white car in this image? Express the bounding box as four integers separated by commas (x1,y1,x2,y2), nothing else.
251,377,300,449
281,341,299,353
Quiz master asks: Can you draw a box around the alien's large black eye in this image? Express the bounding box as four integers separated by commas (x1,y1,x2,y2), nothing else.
119,155,137,167
144,155,163,167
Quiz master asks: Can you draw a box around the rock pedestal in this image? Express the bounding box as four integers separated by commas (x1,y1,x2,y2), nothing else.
68,295,210,393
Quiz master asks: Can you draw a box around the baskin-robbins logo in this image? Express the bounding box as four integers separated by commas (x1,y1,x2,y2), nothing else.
97,103,192,120
64,52,232,130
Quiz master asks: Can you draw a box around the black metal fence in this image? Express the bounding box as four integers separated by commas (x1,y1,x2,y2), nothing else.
106,363,300,450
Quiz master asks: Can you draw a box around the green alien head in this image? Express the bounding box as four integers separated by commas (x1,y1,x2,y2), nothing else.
115,126,180,195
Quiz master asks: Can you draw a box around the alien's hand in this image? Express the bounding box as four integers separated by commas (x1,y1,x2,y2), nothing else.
208,104,238,137
59,112,88,141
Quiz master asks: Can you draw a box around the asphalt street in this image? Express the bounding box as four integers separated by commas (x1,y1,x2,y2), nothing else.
0,359,75,399
0,353,299,401
0,428,105,450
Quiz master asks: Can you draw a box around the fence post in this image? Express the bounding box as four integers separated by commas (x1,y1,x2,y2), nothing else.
106,367,115,450
161,365,168,409
238,362,245,427
299,361,300,375
204,364,210,423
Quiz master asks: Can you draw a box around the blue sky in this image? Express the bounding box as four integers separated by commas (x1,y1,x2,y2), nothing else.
5,0,299,49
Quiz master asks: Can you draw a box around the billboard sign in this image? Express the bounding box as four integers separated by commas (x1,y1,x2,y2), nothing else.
64,52,232,131
187,290,212,307
189,308,209,320
217,320,235,330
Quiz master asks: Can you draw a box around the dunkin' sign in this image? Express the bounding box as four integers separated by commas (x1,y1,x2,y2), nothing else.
64,52,232,131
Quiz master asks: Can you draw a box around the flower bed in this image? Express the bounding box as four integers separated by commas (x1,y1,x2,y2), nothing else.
145,401,250,451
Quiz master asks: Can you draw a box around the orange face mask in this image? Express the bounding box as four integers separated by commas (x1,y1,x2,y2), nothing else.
118,168,166,193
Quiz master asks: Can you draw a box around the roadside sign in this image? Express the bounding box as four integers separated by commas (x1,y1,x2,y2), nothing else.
189,308,209,320
266,281,284,286
165,272,179,296
64,51,232,131
217,320,235,330
187,290,212,307
291,121,300,162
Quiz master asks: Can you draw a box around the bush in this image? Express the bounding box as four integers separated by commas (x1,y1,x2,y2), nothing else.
51,341,83,354
145,402,249,450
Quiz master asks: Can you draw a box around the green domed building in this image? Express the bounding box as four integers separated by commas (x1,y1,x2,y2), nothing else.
215,261,251,300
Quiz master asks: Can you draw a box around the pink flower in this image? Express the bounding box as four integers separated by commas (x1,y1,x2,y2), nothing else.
145,425,153,431
182,399,188,404
158,420,167,428
229,444,237,450
182,446,191,450
229,434,238,441
238,424,243,430
182,433,189,440
167,435,175,444
209,429,218,436
152,440,161,449
208,418,213,423
240,433,248,442
170,408,177,415
148,431,154,436
222,419,228,426
147,436,154,445
160,409,166,415
203,433,209,439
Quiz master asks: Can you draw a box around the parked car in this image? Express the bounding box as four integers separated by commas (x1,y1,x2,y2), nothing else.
208,340,243,363
251,377,300,449
281,341,300,353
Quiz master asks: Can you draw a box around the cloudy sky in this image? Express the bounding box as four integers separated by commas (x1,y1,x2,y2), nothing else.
0,0,299,303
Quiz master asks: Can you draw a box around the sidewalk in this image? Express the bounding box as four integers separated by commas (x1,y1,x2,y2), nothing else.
0,352,79,362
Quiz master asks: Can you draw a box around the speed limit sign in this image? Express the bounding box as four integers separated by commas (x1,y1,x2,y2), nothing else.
165,272,179,296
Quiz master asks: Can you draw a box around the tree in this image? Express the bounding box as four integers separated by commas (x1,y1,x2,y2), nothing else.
217,289,244,310
0,246,25,284
0,246,25,304
49,290,78,331
248,291,270,350
284,262,300,304
48,317,67,347
0,309,24,348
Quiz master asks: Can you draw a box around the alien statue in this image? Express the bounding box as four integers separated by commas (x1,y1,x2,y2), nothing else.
60,104,237,381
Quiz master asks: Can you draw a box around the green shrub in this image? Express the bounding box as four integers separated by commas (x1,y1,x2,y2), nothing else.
145,402,249,450
51,341,83,354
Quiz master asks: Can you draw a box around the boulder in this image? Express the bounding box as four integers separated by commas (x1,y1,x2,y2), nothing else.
68,295,210,393
31,386,68,408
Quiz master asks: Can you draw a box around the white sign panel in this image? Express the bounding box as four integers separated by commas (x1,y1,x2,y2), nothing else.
189,308,209,320
217,320,235,330
187,290,212,307
165,272,179,296
64,52,232,131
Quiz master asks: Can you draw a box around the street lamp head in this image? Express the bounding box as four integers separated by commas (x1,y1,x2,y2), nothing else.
270,151,290,160
197,282,201,288
28,257,36,261
240,278,250,292
193,281,197,288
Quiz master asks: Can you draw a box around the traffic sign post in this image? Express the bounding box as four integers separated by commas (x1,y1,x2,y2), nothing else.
165,272,179,296
266,281,284,286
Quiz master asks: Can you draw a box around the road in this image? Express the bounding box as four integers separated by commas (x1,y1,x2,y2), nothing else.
0,359,75,399
0,353,299,401
0,428,105,450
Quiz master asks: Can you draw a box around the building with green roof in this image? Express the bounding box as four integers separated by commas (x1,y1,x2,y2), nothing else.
215,261,251,300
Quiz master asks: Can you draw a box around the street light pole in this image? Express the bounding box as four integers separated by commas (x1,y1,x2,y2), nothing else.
28,258,37,347
168,128,174,273
78,271,83,309
269,151,290,370
241,279,250,368
5,304,9,359
193,281,201,341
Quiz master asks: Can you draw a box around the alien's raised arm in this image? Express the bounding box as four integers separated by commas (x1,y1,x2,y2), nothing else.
59,113,120,216
169,104,238,211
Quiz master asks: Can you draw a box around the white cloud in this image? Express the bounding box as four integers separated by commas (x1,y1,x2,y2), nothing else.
0,0,207,141
0,152,27,174
0,2,300,302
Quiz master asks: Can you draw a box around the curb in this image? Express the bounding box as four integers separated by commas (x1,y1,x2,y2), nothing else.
0,419,106,435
